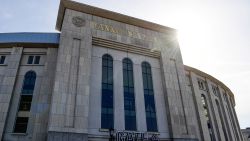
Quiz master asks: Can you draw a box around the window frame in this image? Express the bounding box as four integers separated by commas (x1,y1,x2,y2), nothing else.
0,55,6,64
13,71,36,133
101,54,114,129
142,61,158,132
123,58,137,131
27,55,41,65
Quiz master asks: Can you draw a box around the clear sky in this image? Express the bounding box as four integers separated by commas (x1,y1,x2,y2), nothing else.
0,0,249,129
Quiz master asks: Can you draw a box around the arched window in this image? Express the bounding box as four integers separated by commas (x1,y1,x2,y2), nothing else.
201,94,215,141
101,54,114,129
21,71,36,94
216,100,228,141
142,62,157,132
14,71,36,133
123,58,136,130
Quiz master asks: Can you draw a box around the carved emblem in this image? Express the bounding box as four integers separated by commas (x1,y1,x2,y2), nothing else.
72,16,85,27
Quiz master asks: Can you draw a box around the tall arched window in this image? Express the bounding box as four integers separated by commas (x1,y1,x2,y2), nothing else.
101,54,114,129
201,94,215,141
123,58,136,130
142,62,157,132
14,71,36,133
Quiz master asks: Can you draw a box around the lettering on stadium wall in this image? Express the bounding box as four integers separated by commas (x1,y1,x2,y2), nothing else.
115,131,159,141
91,22,157,43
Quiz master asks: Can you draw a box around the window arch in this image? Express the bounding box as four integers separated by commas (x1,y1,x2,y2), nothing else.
21,71,36,94
123,58,136,130
142,61,157,132
14,71,36,133
201,94,215,141
101,54,114,129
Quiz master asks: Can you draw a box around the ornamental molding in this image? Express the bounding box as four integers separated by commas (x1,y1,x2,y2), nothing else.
72,16,85,27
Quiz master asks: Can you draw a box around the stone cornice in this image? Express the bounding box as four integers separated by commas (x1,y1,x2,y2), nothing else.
56,0,176,33
184,65,236,106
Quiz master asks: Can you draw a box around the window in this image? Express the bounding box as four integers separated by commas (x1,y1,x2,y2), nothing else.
34,56,40,64
21,71,36,94
27,56,34,64
123,58,136,130
14,71,36,133
18,95,32,111
0,56,6,64
212,85,219,97
223,93,227,101
201,94,215,141
101,54,114,129
27,56,40,64
14,117,29,133
142,62,157,132
198,79,206,90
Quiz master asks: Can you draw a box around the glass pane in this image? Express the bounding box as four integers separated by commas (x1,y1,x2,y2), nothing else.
125,116,136,130
107,68,113,84
0,56,6,64
102,59,108,67
147,76,153,90
19,95,33,111
27,56,34,64
102,67,107,83
21,71,36,94
123,71,128,86
143,74,148,89
34,56,40,64
128,71,134,86
107,84,112,91
14,117,29,133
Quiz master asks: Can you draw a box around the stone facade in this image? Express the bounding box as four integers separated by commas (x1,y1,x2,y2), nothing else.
0,0,244,141
242,128,250,141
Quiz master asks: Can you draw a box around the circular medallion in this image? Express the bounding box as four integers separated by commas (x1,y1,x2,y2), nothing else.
72,16,85,27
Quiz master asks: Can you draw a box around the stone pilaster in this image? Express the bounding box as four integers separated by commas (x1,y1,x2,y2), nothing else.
47,9,92,141
189,72,208,141
206,79,223,141
0,47,23,139
217,86,234,141
160,39,199,140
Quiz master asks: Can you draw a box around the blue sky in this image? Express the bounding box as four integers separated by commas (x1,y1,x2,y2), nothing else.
1,0,250,129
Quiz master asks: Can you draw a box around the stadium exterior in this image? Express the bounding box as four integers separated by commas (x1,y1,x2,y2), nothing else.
0,0,243,141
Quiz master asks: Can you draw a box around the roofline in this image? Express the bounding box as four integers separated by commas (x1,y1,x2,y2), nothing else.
56,0,176,33
184,65,236,106
0,43,59,48
0,32,60,48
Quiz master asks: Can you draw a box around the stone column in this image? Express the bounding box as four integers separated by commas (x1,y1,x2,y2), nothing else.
218,86,234,141
189,72,209,141
160,38,199,139
0,47,23,139
227,93,244,141
134,63,147,132
47,9,92,141
31,48,58,141
114,60,125,130
206,79,223,141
